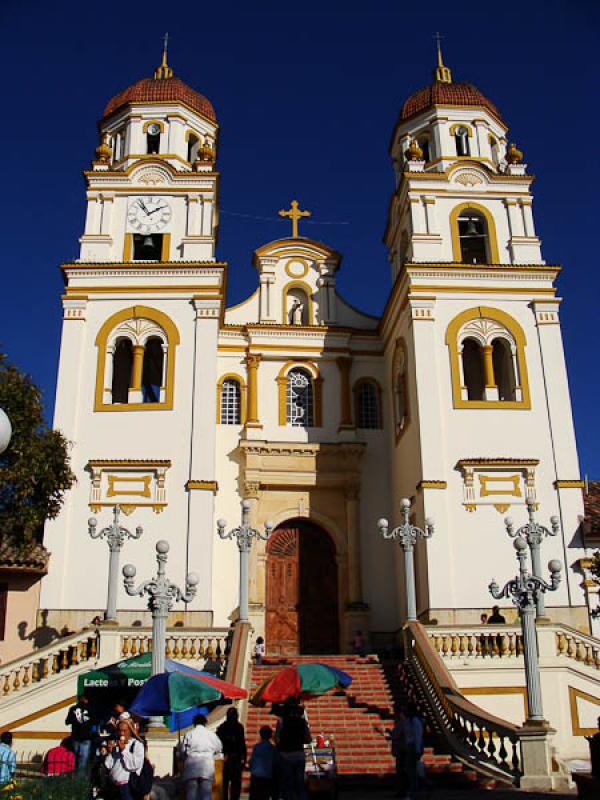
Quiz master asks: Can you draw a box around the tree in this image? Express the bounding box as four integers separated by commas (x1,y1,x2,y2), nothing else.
0,351,75,543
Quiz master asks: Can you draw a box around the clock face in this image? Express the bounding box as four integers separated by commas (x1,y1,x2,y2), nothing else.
147,123,161,136
127,197,172,234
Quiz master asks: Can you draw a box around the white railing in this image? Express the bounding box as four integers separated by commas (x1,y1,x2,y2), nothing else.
425,625,523,660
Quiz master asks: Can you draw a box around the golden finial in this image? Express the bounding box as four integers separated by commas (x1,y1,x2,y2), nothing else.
506,142,524,164
433,32,452,83
278,200,311,239
94,133,112,164
405,138,423,161
194,136,216,167
154,32,173,80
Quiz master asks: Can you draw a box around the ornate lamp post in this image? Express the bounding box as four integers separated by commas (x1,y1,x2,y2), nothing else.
489,537,561,722
504,500,559,618
88,506,143,622
123,540,199,676
0,408,12,454
217,500,274,623
377,498,434,621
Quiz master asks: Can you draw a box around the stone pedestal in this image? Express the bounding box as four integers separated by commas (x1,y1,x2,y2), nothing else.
518,721,569,790
146,727,177,777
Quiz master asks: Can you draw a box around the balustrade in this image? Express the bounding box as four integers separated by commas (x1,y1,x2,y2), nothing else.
119,629,229,667
426,626,523,660
555,628,600,670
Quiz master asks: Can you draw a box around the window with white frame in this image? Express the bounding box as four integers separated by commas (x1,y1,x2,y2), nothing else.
286,368,314,427
220,379,242,424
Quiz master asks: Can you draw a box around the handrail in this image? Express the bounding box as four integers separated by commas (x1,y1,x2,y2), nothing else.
404,621,522,783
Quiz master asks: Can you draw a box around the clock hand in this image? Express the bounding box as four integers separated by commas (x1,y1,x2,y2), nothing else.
147,205,166,215
139,200,150,215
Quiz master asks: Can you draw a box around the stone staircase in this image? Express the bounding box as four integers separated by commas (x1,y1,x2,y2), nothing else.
244,654,484,789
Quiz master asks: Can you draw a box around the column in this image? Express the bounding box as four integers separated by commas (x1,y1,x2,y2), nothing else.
345,483,363,604
337,357,354,430
504,198,523,237
482,344,499,402
423,197,438,234
84,195,100,235
259,276,269,321
130,345,145,390
201,196,213,236
327,280,336,324
100,195,114,235
520,200,536,237
186,196,201,235
245,352,262,428
245,482,262,608
409,196,426,234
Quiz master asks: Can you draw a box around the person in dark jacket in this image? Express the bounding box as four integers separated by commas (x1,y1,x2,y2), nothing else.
217,707,247,800
65,695,94,773
275,699,311,800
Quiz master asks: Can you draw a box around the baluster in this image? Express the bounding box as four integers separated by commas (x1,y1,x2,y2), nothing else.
509,633,516,657
486,729,496,760
468,720,477,745
165,637,172,658
556,632,566,655
492,634,500,657
566,636,575,658
511,739,520,772
199,638,206,658
500,633,509,658
22,665,30,687
190,637,197,659
432,634,440,654
89,636,97,658
181,638,189,660
31,662,39,683
206,643,214,661
475,635,482,658
451,635,459,658
122,637,130,657
595,648,600,670
576,640,585,662
60,650,68,670
138,637,146,654
71,644,79,666
516,635,524,656
52,653,60,673
130,637,138,656
477,725,486,753
172,638,181,659
498,737,508,768
585,644,594,667
3,674,10,695
459,634,468,657
41,658,49,679
148,637,153,652
467,634,475,657
13,670,21,691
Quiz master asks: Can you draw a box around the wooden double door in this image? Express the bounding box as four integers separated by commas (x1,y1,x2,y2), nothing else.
265,519,339,656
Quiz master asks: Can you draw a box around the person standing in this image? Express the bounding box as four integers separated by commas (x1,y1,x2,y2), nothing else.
403,704,424,800
65,694,94,773
0,732,16,789
42,737,75,776
182,714,223,800
217,707,247,800
104,719,144,800
254,637,265,666
275,699,311,800
249,726,277,800
488,605,506,624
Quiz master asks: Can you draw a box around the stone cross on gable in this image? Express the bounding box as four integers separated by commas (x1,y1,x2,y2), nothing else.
278,199,311,239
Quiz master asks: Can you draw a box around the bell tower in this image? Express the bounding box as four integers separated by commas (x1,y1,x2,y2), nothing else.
381,50,586,628
41,49,226,625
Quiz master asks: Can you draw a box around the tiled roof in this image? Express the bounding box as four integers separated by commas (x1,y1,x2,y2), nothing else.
103,77,216,122
400,80,503,123
0,538,49,574
584,481,600,539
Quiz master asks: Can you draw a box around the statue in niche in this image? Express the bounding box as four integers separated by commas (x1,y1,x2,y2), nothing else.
290,299,304,326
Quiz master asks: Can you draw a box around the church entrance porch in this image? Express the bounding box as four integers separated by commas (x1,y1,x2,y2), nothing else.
265,519,339,656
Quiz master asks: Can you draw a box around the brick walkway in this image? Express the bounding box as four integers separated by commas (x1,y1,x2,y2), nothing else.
337,788,576,799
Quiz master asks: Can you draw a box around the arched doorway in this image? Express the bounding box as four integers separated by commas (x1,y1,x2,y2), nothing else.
265,518,339,656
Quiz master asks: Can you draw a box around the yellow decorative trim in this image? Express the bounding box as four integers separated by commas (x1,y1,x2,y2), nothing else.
67,286,222,297
161,233,171,261
276,360,322,427
123,232,133,262
494,503,511,513
479,474,521,497
417,480,447,490
142,120,165,134
449,123,474,137
216,373,247,424
88,459,171,468
465,504,477,512
457,458,539,468
88,502,166,514
107,474,152,498
569,686,600,736
352,377,382,430
94,305,180,412
410,285,556,295
445,307,531,410
0,695,75,733
186,480,218,493
185,129,200,141
284,257,310,279
450,202,500,264
282,280,314,325
554,480,585,489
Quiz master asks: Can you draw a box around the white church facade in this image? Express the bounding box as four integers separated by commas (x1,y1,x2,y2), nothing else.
40,47,590,656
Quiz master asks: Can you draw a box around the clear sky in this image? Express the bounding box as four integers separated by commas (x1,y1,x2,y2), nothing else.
1,0,598,475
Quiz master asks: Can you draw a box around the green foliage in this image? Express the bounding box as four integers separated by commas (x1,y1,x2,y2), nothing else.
11,775,91,799
591,551,600,582
0,352,75,542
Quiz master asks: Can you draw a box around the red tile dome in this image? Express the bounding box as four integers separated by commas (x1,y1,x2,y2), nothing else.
400,80,502,123
103,76,216,122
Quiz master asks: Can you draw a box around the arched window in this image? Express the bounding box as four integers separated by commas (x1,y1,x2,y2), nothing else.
446,307,530,409
220,378,242,424
142,337,164,403
455,126,470,156
355,380,381,429
95,306,180,412
458,212,489,264
146,124,161,154
417,136,431,163
187,133,200,163
286,368,314,427
492,338,516,401
111,339,133,404
392,341,409,437
462,338,485,401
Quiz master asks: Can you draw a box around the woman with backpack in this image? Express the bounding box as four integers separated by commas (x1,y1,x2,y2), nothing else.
104,719,152,800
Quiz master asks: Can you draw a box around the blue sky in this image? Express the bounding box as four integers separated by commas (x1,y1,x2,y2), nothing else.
1,0,598,475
